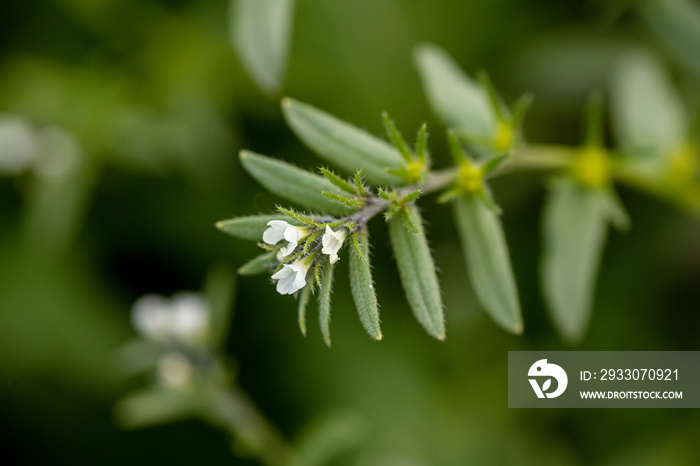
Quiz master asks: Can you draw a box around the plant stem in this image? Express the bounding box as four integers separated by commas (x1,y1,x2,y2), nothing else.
205,383,297,466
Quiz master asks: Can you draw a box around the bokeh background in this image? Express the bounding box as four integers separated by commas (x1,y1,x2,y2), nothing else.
1,0,700,464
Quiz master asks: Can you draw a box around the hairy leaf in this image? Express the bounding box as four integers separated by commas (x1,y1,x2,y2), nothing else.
388,206,446,340
414,44,495,137
281,98,403,185
240,150,350,214
348,232,382,340
541,180,608,343
298,284,311,337
318,262,335,347
453,195,522,333
230,0,295,94
238,252,277,276
216,214,292,241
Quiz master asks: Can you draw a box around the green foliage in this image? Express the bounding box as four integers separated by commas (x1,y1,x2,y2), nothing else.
238,252,277,276
239,150,351,214
348,231,382,341
318,262,335,347
388,206,446,340
414,44,495,137
541,180,608,343
216,214,293,240
610,49,687,155
298,284,312,337
638,0,700,77
281,98,404,185
453,195,523,333
230,0,295,94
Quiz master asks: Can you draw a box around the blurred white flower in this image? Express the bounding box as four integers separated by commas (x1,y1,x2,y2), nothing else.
156,352,193,388
271,260,309,295
321,226,346,264
131,292,209,345
263,220,308,258
0,115,38,174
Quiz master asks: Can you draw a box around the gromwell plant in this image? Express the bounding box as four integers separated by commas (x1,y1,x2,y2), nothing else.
218,44,700,345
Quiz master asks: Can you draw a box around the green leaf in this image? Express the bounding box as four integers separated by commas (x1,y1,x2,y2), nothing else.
240,150,350,214
320,168,357,194
511,93,535,130
114,387,199,429
414,44,495,137
238,252,277,276
638,0,700,78
610,49,687,155
281,98,403,185
415,123,429,163
230,0,295,94
401,189,422,204
541,180,608,343
277,206,319,226
216,214,291,241
204,264,238,349
453,195,522,333
388,207,446,340
318,262,335,347
321,192,364,208
446,129,466,165
348,232,382,340
481,153,509,176
382,112,413,162
353,170,368,196
298,284,311,337
476,70,506,122
600,187,631,232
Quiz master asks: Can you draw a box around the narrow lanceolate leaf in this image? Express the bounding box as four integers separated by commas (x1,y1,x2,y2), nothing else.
240,151,350,215
413,43,495,137
281,98,404,185
318,262,335,347
541,180,608,343
610,49,686,155
638,0,700,78
216,214,290,241
348,232,382,340
320,168,357,194
230,0,295,94
298,285,312,337
388,206,445,340
453,195,522,333
238,252,277,276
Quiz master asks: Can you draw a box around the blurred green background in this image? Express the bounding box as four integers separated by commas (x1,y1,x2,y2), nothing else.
1,0,700,464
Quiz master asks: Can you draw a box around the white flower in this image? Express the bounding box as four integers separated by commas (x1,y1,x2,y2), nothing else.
262,220,289,244
131,292,209,344
263,220,308,258
321,226,346,264
271,261,309,295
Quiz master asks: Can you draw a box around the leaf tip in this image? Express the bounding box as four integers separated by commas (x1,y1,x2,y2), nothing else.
513,323,524,335
437,333,446,342
239,150,251,160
